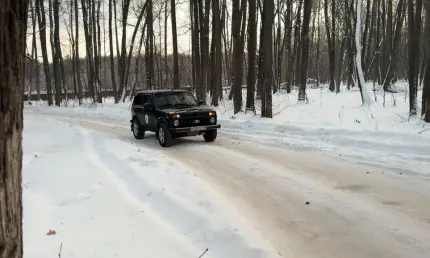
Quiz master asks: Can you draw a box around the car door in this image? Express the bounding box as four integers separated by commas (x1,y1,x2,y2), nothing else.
132,94,145,124
142,94,157,131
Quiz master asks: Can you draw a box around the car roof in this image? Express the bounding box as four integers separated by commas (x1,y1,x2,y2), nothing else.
136,89,190,94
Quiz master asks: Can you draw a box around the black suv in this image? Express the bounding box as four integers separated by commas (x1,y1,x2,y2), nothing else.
130,89,221,147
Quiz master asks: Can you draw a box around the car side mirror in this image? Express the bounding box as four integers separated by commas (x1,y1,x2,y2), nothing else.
143,103,155,112
198,100,204,105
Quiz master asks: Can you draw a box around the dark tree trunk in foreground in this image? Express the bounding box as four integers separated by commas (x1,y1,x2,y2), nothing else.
0,0,28,257
425,0,430,122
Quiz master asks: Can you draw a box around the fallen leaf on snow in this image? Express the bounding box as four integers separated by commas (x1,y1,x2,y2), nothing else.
46,229,56,236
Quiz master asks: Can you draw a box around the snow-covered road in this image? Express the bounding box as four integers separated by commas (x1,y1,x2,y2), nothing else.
25,110,430,258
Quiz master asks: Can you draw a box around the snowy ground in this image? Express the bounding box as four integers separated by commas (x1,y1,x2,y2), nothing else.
25,82,430,175
22,82,430,257
22,116,279,258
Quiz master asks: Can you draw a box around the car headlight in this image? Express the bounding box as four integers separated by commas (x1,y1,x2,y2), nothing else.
174,120,180,126
210,117,216,124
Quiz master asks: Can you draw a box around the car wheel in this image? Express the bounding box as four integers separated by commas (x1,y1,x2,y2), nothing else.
203,129,217,142
132,118,145,139
158,123,173,147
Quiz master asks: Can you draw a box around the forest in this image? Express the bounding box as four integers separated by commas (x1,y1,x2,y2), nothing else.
24,0,430,122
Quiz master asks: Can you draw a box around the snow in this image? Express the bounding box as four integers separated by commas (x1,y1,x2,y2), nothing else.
25,82,430,175
22,115,279,258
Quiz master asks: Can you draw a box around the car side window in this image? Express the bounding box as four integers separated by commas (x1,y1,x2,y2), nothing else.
133,94,143,106
142,94,154,105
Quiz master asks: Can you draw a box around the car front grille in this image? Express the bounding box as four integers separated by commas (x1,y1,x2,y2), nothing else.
180,117,211,127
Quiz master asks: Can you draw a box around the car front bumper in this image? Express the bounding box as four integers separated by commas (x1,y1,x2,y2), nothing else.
171,124,221,133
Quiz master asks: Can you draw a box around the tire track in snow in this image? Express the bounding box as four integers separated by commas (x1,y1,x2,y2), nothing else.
80,127,203,257
80,127,279,258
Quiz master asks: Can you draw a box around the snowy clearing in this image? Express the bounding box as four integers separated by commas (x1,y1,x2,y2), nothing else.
25,83,430,175
22,115,279,258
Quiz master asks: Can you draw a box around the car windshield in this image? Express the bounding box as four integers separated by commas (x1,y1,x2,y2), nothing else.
155,92,199,108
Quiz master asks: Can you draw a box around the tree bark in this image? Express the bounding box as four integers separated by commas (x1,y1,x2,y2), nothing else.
260,0,274,118
74,0,82,104
211,0,222,106
36,0,53,105
246,0,257,111
0,0,28,257
231,0,245,113
424,0,430,122
299,0,313,101
118,0,131,98
109,0,118,103
171,0,180,89
356,0,372,106
408,0,418,116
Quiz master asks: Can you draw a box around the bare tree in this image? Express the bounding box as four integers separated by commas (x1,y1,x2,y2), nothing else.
246,0,257,111
299,0,313,101
109,0,119,103
425,0,430,122
211,0,222,106
36,0,53,105
260,0,274,118
0,0,28,257
74,0,83,104
407,0,422,116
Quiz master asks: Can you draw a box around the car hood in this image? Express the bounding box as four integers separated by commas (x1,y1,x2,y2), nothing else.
161,106,214,114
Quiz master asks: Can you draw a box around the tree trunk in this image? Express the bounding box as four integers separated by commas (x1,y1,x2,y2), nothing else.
146,0,155,90
324,0,335,92
74,0,82,104
424,0,430,122
294,0,303,87
0,1,27,257
260,0,274,118
211,0,222,106
109,0,118,103
246,0,257,111
192,0,202,98
299,0,313,101
285,1,293,93
356,0,371,106
81,0,95,102
118,0,131,98
36,0,53,105
408,0,418,116
231,0,245,113
171,0,180,89
54,0,67,104
49,0,62,106
382,0,406,91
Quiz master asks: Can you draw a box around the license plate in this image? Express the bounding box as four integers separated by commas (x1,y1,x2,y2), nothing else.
190,126,207,131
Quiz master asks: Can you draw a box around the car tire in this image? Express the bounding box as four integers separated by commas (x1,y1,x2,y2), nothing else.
157,122,173,147
203,129,217,142
132,118,145,139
